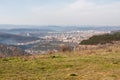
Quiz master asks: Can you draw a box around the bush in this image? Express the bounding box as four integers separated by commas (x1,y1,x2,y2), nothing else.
60,44,72,52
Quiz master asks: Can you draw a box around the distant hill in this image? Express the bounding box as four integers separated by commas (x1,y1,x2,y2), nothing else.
80,32,120,45
0,24,120,32
0,44,28,57
0,32,39,45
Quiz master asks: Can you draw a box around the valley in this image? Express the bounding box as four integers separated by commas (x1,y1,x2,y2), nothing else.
0,26,113,54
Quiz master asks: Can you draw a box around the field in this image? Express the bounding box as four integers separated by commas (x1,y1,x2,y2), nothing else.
0,45,120,80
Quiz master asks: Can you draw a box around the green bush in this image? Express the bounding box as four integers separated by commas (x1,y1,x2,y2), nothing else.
80,32,120,45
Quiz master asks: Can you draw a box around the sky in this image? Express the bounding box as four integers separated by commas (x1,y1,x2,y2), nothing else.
0,0,120,26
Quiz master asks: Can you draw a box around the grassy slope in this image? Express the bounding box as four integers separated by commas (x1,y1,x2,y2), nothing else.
0,46,120,80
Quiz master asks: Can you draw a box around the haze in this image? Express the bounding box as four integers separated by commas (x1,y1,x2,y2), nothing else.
0,0,120,26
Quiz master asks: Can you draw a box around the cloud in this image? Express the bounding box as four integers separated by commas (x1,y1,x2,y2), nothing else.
0,0,120,26
22,0,120,26
62,0,120,26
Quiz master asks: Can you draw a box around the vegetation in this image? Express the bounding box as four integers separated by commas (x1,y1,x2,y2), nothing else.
0,44,28,58
0,45,120,80
80,32,120,45
60,44,73,52
0,32,39,43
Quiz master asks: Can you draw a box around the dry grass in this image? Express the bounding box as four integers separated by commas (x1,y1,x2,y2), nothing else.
0,44,120,80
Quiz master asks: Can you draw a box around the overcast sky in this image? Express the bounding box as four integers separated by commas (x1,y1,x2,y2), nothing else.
0,0,120,26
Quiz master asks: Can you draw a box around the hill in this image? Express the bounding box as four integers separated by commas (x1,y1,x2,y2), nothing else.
0,44,28,57
0,24,120,32
80,32,120,45
0,32,39,45
0,44,120,80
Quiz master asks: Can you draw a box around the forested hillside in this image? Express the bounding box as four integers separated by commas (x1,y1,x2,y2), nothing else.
0,44,28,57
80,32,120,45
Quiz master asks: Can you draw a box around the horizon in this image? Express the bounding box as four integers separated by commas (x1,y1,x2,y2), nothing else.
0,0,120,27
0,24,120,29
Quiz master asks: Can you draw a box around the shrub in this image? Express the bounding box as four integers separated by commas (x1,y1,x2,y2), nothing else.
60,44,72,52
80,32,120,45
